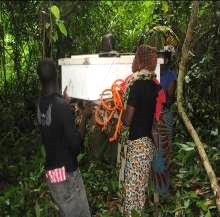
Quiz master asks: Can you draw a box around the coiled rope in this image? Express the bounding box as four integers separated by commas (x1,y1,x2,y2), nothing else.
95,76,131,142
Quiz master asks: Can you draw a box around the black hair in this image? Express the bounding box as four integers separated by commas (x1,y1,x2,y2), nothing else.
164,51,172,62
37,59,57,84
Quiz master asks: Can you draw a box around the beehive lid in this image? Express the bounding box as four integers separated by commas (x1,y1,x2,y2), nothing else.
59,54,134,65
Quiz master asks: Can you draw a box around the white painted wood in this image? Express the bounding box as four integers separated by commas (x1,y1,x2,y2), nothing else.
59,55,164,100
59,55,134,65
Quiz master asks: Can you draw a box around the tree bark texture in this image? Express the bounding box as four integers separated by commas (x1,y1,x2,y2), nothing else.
177,1,220,214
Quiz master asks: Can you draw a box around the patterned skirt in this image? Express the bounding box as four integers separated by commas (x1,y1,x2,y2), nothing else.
120,136,154,216
152,109,173,194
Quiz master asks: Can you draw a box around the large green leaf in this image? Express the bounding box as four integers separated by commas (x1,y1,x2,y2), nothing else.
179,143,195,152
196,200,208,212
58,21,67,37
50,5,60,20
162,1,169,13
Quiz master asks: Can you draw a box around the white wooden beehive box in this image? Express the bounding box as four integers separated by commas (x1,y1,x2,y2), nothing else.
58,54,163,101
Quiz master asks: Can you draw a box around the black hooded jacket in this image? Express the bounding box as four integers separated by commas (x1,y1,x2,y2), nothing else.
37,93,81,172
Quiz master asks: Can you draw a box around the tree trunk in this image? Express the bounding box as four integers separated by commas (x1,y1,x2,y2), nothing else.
0,3,7,89
177,1,220,214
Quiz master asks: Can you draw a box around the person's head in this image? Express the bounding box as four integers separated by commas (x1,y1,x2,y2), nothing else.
160,51,172,74
37,59,57,87
163,51,171,65
132,44,157,73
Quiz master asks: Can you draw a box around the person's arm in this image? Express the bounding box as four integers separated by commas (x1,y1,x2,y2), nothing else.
60,102,82,155
122,105,135,126
122,83,138,126
167,80,176,105
167,80,176,97
63,86,71,103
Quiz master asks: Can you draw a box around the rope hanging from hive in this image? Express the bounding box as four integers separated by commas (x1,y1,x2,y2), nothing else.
95,76,131,142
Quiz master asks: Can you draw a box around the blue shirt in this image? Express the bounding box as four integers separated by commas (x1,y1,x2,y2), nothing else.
160,68,177,91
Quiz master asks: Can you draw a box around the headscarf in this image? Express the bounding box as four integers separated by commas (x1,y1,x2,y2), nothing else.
132,44,157,73
124,44,158,106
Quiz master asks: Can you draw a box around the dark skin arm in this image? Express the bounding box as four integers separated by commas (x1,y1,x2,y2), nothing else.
63,85,71,103
167,80,177,104
122,105,135,126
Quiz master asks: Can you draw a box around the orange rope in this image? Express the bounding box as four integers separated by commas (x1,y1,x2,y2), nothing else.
95,78,128,142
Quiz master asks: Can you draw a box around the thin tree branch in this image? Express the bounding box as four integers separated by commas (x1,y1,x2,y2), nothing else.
177,0,220,214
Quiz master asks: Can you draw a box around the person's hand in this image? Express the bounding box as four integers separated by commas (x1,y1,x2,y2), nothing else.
63,86,71,103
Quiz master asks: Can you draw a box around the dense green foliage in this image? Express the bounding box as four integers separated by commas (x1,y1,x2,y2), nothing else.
0,1,220,216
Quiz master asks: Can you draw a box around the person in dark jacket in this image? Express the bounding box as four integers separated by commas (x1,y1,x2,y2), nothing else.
37,59,91,217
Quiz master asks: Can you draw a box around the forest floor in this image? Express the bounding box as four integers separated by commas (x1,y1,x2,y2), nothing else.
0,123,219,217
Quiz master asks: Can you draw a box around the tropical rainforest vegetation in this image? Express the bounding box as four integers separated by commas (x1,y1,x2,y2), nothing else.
0,1,220,216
